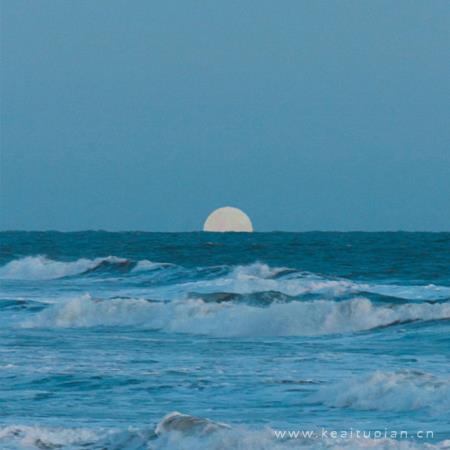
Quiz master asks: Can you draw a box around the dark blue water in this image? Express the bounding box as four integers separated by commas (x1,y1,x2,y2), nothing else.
0,232,449,449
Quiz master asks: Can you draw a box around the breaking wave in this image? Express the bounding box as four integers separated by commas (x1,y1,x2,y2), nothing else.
0,255,129,280
0,424,105,449
314,370,450,412
2,257,450,303
22,294,450,336
0,412,447,450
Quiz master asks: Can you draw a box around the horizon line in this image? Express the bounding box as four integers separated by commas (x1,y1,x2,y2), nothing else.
1,229,449,234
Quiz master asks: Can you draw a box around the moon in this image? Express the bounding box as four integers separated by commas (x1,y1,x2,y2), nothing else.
203,207,253,232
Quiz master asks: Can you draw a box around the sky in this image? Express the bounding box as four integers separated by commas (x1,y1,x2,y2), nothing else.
1,0,449,232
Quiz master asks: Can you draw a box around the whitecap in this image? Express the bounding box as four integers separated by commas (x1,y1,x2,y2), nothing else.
0,415,447,450
314,370,450,413
0,255,128,280
22,295,450,336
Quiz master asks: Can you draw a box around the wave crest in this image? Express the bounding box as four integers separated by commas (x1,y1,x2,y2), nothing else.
0,255,129,280
23,295,450,336
1,415,448,450
2,257,450,302
314,370,450,412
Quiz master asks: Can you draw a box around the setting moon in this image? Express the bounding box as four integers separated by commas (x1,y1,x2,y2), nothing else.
203,207,253,232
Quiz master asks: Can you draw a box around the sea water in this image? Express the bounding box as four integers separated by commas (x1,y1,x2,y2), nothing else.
0,231,449,449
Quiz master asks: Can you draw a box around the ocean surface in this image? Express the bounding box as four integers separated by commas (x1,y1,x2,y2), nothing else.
0,231,449,449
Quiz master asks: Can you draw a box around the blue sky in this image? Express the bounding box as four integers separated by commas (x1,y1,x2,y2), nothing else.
1,0,449,231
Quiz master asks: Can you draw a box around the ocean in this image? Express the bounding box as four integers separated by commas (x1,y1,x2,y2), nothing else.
0,231,449,449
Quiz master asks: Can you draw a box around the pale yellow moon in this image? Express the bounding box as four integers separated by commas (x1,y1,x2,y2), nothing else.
203,207,253,232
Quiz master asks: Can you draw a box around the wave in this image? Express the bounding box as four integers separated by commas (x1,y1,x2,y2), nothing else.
2,257,450,303
0,255,129,280
0,424,103,449
0,298,45,312
0,255,206,284
132,259,174,273
22,294,450,336
0,413,447,449
360,283,450,302
155,411,230,435
177,263,356,298
187,263,450,301
314,370,450,412
190,290,295,305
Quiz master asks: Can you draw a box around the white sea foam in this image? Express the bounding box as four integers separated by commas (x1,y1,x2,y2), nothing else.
361,283,450,301
155,411,230,436
0,424,103,449
0,255,128,280
2,257,449,302
169,263,356,299
23,294,450,336
150,263,450,302
314,371,450,412
131,260,173,273
0,419,446,450
152,413,448,450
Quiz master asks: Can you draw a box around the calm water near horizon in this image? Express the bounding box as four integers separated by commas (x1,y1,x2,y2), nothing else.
0,231,449,449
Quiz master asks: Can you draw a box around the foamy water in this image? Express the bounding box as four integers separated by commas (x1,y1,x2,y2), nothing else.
1,231,449,449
